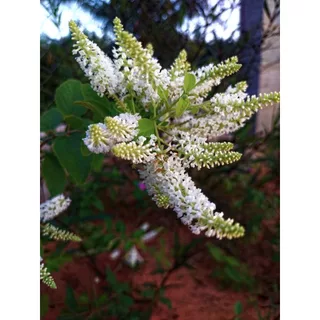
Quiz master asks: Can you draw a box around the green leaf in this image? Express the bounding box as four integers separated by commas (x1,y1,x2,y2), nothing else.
234,301,243,315
82,118,93,127
96,293,107,306
105,217,113,232
42,153,66,196
115,221,126,234
40,294,49,317
40,108,63,132
107,238,121,251
157,85,168,101
92,197,104,211
65,286,78,311
64,115,84,130
175,97,189,117
191,105,199,115
91,154,104,172
117,282,130,293
132,229,145,239
46,254,72,272
183,73,196,93
225,256,241,268
75,100,103,118
55,80,86,117
137,118,155,137
141,288,155,299
123,240,134,251
207,243,224,262
81,141,92,157
119,294,134,308
53,133,92,185
106,267,117,286
80,84,118,119
224,266,241,282
160,297,172,309
78,293,89,305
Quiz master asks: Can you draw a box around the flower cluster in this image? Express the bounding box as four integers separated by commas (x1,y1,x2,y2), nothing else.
83,112,159,162
69,19,280,240
105,113,140,142
40,259,56,289
42,224,81,242
40,194,71,223
183,87,280,139
83,113,141,154
112,18,170,106
40,195,81,289
139,155,244,239
112,135,159,164
69,21,121,97
83,123,112,154
174,131,242,170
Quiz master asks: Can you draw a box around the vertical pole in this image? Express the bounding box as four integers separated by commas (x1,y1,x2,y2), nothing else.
239,0,264,132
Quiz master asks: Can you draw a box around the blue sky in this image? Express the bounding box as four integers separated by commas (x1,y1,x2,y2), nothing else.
40,2,104,39
40,0,240,41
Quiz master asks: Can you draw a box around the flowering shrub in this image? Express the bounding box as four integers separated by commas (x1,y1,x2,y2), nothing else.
40,17,279,293
67,18,279,240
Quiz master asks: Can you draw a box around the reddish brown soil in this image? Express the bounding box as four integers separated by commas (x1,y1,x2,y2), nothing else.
42,163,279,320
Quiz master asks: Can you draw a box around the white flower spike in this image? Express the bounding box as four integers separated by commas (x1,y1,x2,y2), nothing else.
69,18,280,240
40,194,71,223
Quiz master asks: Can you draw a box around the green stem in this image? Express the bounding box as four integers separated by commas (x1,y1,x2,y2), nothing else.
153,121,162,148
111,94,127,112
153,121,171,150
157,93,184,119
153,103,157,119
157,127,174,137
159,112,174,126
159,138,170,148
132,96,136,113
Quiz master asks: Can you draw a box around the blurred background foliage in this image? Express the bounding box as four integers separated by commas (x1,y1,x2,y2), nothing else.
40,1,280,319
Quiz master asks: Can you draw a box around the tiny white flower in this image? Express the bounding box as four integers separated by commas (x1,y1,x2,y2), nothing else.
83,123,114,154
40,194,71,223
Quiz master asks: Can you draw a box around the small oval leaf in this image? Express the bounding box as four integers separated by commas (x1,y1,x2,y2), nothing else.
138,118,155,137
183,73,196,93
